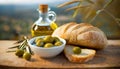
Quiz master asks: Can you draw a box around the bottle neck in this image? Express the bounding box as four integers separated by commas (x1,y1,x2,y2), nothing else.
39,12,48,20
35,11,51,26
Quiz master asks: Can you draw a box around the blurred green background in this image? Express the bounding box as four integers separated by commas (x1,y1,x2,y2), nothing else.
0,0,78,40
0,0,120,40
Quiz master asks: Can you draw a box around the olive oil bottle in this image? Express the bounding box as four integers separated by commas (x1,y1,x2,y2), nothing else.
31,4,58,37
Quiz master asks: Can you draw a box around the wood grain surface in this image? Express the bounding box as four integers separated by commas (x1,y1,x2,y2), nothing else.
0,40,120,69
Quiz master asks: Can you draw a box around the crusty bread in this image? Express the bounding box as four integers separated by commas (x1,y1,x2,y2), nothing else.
52,22,108,49
64,45,96,63
52,22,76,38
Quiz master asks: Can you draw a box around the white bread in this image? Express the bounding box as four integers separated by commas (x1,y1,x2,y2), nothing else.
64,45,96,63
52,22,108,49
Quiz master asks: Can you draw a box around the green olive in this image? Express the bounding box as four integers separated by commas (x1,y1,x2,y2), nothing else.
23,52,31,60
15,49,24,57
43,35,54,43
44,43,54,48
73,47,81,54
54,41,63,46
53,37,60,42
35,37,43,43
36,40,44,47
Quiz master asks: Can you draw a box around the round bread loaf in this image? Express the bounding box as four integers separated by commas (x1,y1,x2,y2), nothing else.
52,22,108,49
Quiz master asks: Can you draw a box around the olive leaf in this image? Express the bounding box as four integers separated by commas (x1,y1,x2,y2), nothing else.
116,18,120,22
66,5,90,11
7,36,33,55
14,40,24,44
8,45,19,49
85,0,94,4
58,0,94,8
58,0,81,8
84,7,96,20
59,0,120,30
58,0,94,18
103,0,113,9
73,2,81,18
26,39,34,55
115,18,120,27
6,50,16,53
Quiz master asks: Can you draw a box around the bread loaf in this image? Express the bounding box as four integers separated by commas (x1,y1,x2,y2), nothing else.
52,22,108,49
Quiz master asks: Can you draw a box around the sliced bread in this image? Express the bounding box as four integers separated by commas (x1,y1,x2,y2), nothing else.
64,45,96,63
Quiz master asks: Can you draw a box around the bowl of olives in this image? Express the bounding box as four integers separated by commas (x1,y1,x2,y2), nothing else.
28,35,66,58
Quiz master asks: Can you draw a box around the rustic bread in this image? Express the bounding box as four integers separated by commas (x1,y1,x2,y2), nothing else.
52,22,108,49
64,45,96,63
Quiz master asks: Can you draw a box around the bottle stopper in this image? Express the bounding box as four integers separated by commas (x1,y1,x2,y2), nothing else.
39,4,48,13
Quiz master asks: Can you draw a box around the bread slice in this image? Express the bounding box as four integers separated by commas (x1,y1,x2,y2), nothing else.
64,45,96,63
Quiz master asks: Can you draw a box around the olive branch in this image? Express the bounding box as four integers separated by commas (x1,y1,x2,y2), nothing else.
58,0,120,27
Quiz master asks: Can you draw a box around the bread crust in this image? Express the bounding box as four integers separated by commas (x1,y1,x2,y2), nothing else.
52,22,108,49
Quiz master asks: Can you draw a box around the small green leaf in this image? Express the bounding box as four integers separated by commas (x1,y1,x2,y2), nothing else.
73,9,79,18
96,10,103,14
103,0,113,9
6,50,16,53
8,45,19,49
85,0,94,4
66,5,90,11
58,0,80,8
116,18,120,21
73,2,81,18
14,40,24,44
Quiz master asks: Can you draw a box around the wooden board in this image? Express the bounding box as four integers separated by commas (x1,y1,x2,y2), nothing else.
0,40,120,69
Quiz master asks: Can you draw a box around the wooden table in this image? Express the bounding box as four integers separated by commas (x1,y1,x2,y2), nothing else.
0,40,120,69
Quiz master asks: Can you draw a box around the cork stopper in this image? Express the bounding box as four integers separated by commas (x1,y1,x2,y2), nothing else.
39,4,48,13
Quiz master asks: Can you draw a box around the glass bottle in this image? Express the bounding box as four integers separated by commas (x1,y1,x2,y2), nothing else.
31,4,57,37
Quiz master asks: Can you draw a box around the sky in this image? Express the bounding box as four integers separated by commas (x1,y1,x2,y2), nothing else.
0,0,68,5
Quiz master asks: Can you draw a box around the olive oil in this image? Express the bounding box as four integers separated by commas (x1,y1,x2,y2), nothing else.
31,24,54,37
31,4,57,37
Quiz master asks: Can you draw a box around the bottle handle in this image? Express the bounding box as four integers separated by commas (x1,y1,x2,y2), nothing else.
48,11,56,22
